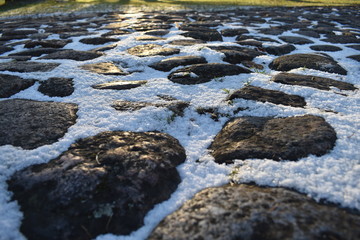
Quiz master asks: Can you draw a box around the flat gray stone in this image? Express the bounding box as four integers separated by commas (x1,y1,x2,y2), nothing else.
168,39,206,46
310,45,342,52
79,37,118,45
279,36,314,45
209,46,264,64
135,36,166,41
209,115,336,163
220,28,249,37
9,48,63,57
0,99,77,149
0,61,60,72
127,44,180,57
150,55,207,72
24,40,72,49
0,74,36,98
265,44,296,56
181,30,223,42
80,62,127,75
92,80,147,90
144,29,169,36
38,78,74,97
348,55,360,62
39,50,103,61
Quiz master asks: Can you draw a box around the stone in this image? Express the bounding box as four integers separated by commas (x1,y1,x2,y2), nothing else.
135,36,166,41
39,50,103,61
310,45,342,52
236,40,262,47
80,62,127,75
0,46,14,54
0,99,77,149
127,44,180,57
209,115,336,163
59,31,93,39
168,39,206,46
101,29,132,37
258,27,285,35
0,61,60,72
144,29,169,36
24,40,72,49
228,85,306,108
79,37,118,45
181,30,223,42
293,30,320,38
149,184,360,240
38,78,74,97
92,80,147,90
7,131,186,239
9,48,63,57
265,44,296,56
150,56,207,72
209,46,263,64
348,55,360,62
220,28,249,37
0,74,36,98
322,35,360,44
347,45,360,50
91,44,117,52
279,36,314,44
272,73,357,91
0,56,32,61
168,63,251,85
269,53,347,75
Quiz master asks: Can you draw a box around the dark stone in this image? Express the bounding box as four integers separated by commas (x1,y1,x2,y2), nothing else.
149,184,360,240
258,27,285,35
92,80,147,90
220,28,249,37
272,73,357,91
9,48,63,57
60,31,93,39
265,44,296,56
322,35,360,44
7,131,186,239
348,55,360,62
0,56,32,61
310,45,342,52
168,63,251,85
279,36,314,45
135,36,166,41
132,23,172,31
144,29,169,36
293,30,321,38
181,30,223,42
101,29,132,37
168,39,206,46
79,37,118,45
38,78,74,97
209,115,336,163
24,40,72,49
0,61,60,72
127,44,180,57
347,45,360,50
236,40,262,47
0,46,14,54
0,99,77,149
39,50,103,61
208,46,263,64
269,53,347,75
150,56,207,72
80,62,127,75
0,74,35,98
91,44,117,52
228,85,306,108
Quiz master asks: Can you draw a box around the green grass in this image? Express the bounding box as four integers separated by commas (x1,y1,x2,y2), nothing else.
0,0,359,17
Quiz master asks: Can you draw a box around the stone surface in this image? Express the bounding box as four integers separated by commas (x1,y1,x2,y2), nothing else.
348,55,360,62
228,85,306,108
0,74,36,98
181,29,223,42
92,80,147,90
269,53,347,75
79,37,118,45
7,131,186,239
209,46,263,64
9,48,63,57
272,73,357,91
0,99,78,149
135,36,166,41
127,44,180,57
168,63,251,85
101,29,132,37
150,184,360,240
24,40,72,48
310,45,342,52
209,115,336,163
0,61,60,72
279,36,314,44
168,39,206,46
265,44,296,56
293,30,320,38
220,28,249,37
144,29,169,36
322,35,360,44
39,49,103,61
150,55,207,71
0,46,14,54
38,78,74,97
80,62,127,75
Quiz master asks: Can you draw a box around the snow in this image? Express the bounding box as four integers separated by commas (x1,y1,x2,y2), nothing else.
0,9,360,240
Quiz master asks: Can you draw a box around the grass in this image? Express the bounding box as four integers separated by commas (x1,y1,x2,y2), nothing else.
0,0,359,17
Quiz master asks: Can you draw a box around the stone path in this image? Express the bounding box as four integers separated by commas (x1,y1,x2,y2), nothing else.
0,6,359,240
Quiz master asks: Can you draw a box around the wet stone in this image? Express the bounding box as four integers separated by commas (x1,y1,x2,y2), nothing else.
24,39,72,49
92,80,147,90
149,184,360,240
168,39,206,46
310,45,342,52
228,85,306,108
220,28,249,37
127,44,180,57
348,55,360,62
38,78,74,97
209,46,263,64
272,73,356,91
80,62,127,75
0,99,78,149
265,44,296,56
150,56,207,72
0,61,60,72
269,53,347,75
279,36,314,45
79,37,118,45
0,74,36,98
209,115,336,163
168,63,251,85
39,50,103,61
7,131,186,239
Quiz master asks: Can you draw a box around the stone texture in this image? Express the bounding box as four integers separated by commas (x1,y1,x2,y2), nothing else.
92,80,147,90
293,30,321,38
9,48,63,57
322,35,360,44
135,36,166,41
101,29,132,37
7,131,186,240
150,184,360,240
208,46,263,64
279,36,314,44
79,37,118,45
38,78,74,97
127,44,180,57
168,63,251,85
265,44,296,56
310,45,342,52
348,55,360,62
80,62,128,75
209,115,336,163
220,28,249,37
0,46,14,54
24,40,72,48
0,99,78,149
144,29,169,36
168,39,206,46
228,85,306,108
269,53,347,75
272,73,357,91
181,29,223,42
150,56,207,72
0,61,60,72
39,49,103,61
0,74,36,98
